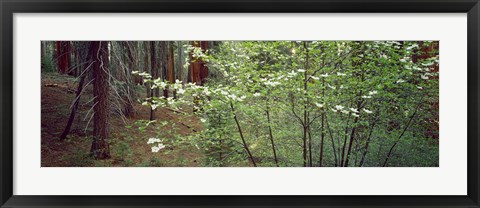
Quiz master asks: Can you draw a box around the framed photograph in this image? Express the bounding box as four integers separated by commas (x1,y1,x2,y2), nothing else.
1,0,479,207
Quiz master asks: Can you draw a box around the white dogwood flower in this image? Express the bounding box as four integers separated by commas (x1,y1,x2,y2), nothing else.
314,102,324,108
320,73,329,77
363,109,373,114
335,105,345,111
147,137,162,144
265,80,280,86
151,146,160,152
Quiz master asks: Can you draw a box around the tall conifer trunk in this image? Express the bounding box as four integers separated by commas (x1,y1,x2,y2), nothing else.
90,41,111,159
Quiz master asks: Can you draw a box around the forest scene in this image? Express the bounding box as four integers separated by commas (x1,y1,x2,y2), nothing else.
41,41,439,167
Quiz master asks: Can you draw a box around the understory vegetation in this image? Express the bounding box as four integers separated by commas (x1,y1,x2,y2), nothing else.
41,41,439,167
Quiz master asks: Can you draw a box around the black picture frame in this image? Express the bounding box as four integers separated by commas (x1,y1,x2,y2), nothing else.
1,0,479,207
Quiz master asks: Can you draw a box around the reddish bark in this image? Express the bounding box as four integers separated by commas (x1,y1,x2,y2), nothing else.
168,44,176,98
55,41,71,74
188,41,209,85
89,41,111,159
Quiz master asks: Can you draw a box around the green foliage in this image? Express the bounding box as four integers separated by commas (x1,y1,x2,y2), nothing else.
112,140,133,166
62,148,93,167
41,54,55,72
134,41,439,167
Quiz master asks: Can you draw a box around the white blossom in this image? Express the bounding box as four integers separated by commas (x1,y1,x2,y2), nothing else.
407,44,419,50
151,146,161,152
314,102,324,108
158,81,168,90
152,143,166,153
337,72,347,76
265,80,280,87
203,88,211,96
178,88,185,94
350,108,359,113
362,95,372,99
238,95,247,102
288,70,297,77
335,105,344,111
297,69,306,73
253,92,261,97
320,73,329,77
363,109,373,114
368,90,378,95
413,66,423,71
147,137,162,144
396,79,405,83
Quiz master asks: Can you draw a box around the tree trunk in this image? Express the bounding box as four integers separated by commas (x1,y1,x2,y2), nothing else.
319,112,325,166
383,97,423,167
199,41,209,85
303,42,310,167
344,116,359,167
359,113,378,166
55,41,71,74
59,74,86,140
188,41,208,85
126,42,136,116
41,42,46,60
266,101,279,167
177,42,183,82
160,41,168,97
325,114,338,166
89,41,111,159
144,42,151,98
340,115,350,166
230,102,257,167
150,41,157,121
168,43,176,98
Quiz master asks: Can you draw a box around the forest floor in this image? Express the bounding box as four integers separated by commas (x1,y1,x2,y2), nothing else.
41,73,203,167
